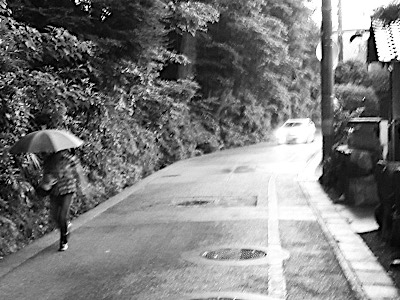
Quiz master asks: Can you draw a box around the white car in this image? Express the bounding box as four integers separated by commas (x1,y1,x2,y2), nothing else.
275,118,316,144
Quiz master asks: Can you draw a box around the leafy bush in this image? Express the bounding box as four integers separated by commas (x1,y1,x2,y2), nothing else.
335,83,379,116
335,60,372,87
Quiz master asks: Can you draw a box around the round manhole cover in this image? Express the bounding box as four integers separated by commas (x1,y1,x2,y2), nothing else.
177,200,210,206
181,245,289,266
201,248,267,260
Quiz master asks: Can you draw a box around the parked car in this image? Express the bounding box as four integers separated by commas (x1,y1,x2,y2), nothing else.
275,118,316,144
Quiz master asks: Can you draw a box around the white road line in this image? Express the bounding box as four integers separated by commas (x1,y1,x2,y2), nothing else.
267,175,287,299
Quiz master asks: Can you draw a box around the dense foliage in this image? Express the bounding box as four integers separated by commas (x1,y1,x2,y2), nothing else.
193,0,321,147
334,59,389,115
330,59,390,150
334,84,379,115
0,0,320,257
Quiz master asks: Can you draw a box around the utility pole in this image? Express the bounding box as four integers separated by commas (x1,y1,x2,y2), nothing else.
337,0,343,61
321,0,335,162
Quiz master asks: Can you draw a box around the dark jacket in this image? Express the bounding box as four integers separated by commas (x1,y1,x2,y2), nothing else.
40,151,81,196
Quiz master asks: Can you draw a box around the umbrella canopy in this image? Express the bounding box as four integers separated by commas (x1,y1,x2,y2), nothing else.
9,129,84,154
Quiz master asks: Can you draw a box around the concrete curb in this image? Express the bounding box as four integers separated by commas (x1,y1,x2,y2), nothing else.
298,152,399,300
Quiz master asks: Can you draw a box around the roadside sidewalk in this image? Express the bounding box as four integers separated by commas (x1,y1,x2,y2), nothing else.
299,151,399,300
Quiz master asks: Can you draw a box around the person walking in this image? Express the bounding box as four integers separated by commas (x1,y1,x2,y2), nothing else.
9,129,87,251
37,149,86,251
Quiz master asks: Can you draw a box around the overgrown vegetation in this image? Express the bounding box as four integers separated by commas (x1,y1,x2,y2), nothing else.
0,0,320,257
331,59,390,147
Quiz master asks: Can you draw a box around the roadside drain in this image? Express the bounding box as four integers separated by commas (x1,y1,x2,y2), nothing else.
173,196,257,207
182,245,290,266
189,296,266,300
178,291,278,300
178,200,211,206
192,297,243,300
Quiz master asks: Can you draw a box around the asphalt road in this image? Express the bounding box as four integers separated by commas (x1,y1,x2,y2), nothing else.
0,136,361,300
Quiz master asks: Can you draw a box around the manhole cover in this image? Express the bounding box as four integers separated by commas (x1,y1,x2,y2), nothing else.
182,245,289,266
177,200,211,206
201,248,267,260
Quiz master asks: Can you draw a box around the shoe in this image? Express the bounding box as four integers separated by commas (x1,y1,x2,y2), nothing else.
59,243,68,251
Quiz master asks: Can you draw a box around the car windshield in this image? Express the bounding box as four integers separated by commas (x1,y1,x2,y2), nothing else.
284,122,303,127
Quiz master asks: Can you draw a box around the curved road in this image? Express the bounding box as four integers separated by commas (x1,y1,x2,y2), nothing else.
0,135,363,299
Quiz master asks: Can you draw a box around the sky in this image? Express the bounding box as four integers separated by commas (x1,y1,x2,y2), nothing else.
309,0,398,61
310,0,397,30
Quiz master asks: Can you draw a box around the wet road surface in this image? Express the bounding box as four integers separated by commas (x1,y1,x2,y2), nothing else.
0,136,367,299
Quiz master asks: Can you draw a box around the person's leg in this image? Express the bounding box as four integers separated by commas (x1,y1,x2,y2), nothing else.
58,193,73,251
49,196,61,230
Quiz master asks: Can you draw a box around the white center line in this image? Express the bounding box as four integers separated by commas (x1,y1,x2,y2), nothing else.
267,175,287,299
